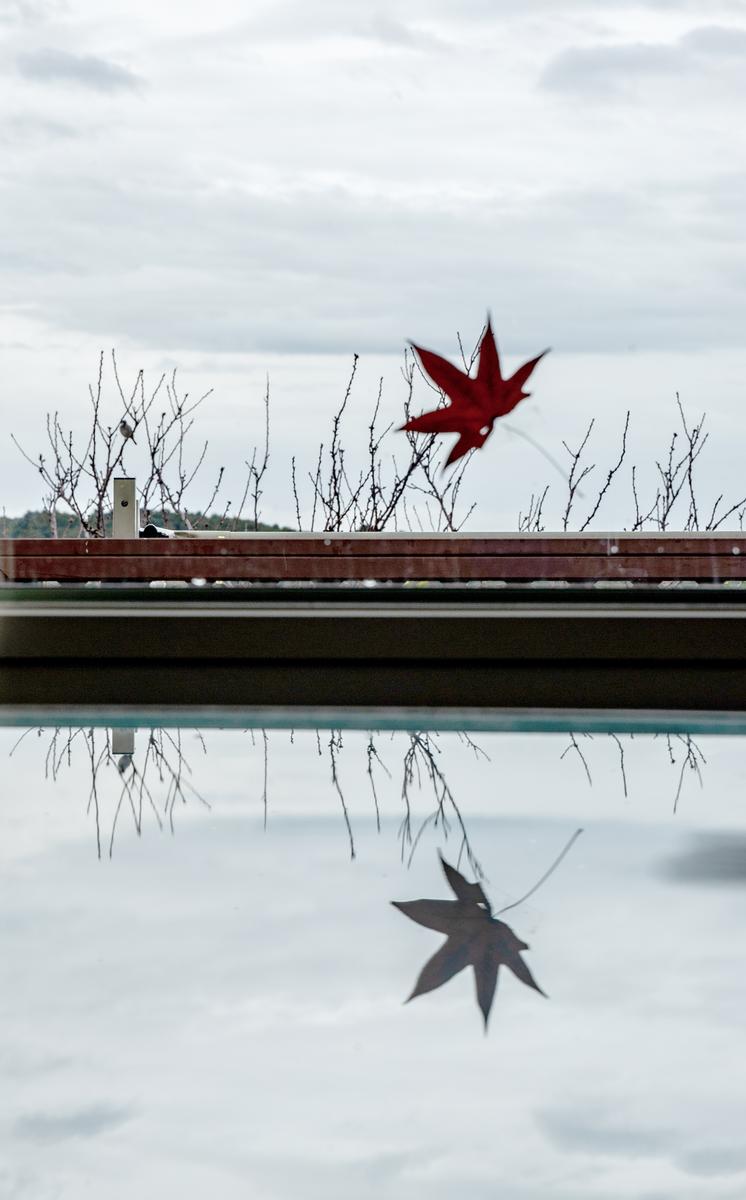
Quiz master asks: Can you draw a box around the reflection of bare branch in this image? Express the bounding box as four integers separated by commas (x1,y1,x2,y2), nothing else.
609,733,628,798
560,733,593,787
84,729,107,859
457,732,491,762
109,765,141,856
45,726,88,780
19,725,485,868
366,736,390,833
17,725,716,870
159,730,210,833
8,727,36,757
19,727,208,858
261,729,269,830
398,733,484,878
665,733,706,814
329,730,355,859
558,730,707,812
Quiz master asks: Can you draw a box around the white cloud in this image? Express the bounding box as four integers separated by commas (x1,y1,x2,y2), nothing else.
16,47,142,91
13,1104,135,1142
683,22,746,52
0,0,67,26
541,23,746,96
1,168,745,357
0,112,76,141
2,0,746,519
539,1100,746,1181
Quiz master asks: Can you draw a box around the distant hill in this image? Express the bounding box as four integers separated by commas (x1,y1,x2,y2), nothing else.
1,510,293,537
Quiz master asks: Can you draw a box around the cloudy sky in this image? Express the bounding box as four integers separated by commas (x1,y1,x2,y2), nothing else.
3,725,746,1197
2,0,746,526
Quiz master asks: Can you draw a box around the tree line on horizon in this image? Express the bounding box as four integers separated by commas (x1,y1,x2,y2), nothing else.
0,510,291,539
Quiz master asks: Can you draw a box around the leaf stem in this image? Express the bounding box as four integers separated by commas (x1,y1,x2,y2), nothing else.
495,827,583,916
502,421,580,494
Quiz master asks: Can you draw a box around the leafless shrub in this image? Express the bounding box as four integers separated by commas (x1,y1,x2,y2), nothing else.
14,330,746,540
519,396,746,533
14,335,479,537
11,350,269,536
518,411,631,533
292,343,476,533
630,397,746,531
226,378,271,532
518,485,550,533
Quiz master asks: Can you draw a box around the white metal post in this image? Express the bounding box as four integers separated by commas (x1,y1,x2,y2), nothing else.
112,477,138,538
112,728,135,755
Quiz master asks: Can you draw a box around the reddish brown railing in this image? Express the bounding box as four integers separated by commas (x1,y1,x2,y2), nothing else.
2,533,746,583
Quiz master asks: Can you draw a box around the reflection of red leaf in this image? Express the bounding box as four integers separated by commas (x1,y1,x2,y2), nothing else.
392,854,546,1029
401,318,548,466
439,852,490,908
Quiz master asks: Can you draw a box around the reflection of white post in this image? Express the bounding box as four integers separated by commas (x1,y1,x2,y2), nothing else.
112,728,135,755
112,477,138,539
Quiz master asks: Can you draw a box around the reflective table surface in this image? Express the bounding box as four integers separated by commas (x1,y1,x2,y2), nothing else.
3,713,745,1198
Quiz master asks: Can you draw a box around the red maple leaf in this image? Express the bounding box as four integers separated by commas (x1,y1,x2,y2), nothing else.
400,318,548,467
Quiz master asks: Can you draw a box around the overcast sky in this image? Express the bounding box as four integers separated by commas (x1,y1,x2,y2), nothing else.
3,726,746,1197
2,0,746,526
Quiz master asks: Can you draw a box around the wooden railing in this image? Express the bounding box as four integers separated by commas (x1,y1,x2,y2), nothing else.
2,532,746,583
